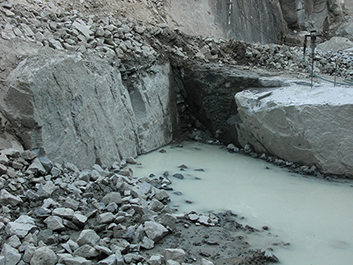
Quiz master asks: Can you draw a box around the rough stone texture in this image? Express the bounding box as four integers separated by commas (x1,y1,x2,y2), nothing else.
144,221,168,242
30,247,58,265
1,244,21,265
177,63,285,144
0,189,23,206
6,215,36,238
235,84,353,176
166,0,287,43
1,55,174,169
279,0,342,29
317,36,353,52
76,229,100,246
163,248,186,263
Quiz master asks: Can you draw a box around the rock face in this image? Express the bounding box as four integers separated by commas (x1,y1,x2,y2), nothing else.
1,54,174,169
235,84,353,176
279,0,343,29
176,63,286,144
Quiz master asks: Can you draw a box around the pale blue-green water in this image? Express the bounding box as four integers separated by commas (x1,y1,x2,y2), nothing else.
131,141,353,265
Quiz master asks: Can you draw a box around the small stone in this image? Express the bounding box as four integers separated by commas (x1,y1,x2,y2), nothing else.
148,199,164,212
62,198,80,210
144,221,168,242
33,207,51,218
164,248,186,263
119,167,133,177
106,202,118,212
95,245,112,256
173,173,184,180
123,253,144,264
97,212,115,224
140,236,154,250
1,244,21,265
76,229,100,246
7,235,21,248
30,246,57,265
26,158,47,175
44,216,65,231
72,213,88,226
6,216,36,238
126,157,137,164
50,166,61,177
38,157,53,172
36,181,57,198
0,153,10,165
73,244,100,258
0,189,23,206
23,244,37,263
198,215,211,226
159,214,177,231
147,255,163,265
102,192,122,205
0,164,8,174
59,255,92,265
97,254,116,265
52,208,75,219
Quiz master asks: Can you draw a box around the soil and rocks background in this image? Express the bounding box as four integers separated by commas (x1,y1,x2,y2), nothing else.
1,0,353,264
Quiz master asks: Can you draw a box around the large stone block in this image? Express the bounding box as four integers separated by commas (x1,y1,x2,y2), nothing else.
235,84,353,176
1,54,174,169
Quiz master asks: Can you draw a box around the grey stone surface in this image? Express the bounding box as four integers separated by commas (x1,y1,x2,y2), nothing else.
73,245,99,258
0,189,23,206
1,55,174,170
164,248,186,263
52,208,75,219
6,215,36,238
1,244,21,265
144,221,168,242
76,229,100,246
101,192,122,205
30,247,57,265
44,216,65,231
235,85,353,176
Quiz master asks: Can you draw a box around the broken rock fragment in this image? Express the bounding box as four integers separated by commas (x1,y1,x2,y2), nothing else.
144,221,168,242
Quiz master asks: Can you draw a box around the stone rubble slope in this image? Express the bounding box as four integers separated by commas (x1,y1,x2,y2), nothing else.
1,0,353,83
0,147,279,265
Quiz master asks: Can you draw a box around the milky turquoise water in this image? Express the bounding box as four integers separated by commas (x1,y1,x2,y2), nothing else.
131,141,353,265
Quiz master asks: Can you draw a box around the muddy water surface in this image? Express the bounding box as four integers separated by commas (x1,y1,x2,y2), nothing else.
131,142,353,265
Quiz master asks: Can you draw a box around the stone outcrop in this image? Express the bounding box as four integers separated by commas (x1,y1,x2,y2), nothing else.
175,63,286,144
279,0,343,29
0,53,174,169
235,84,353,177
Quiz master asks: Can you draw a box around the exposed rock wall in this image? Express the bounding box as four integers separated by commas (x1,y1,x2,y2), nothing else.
235,85,353,177
174,63,286,144
0,54,174,169
279,0,343,29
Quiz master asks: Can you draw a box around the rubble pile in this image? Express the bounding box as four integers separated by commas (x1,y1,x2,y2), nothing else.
1,0,353,82
0,146,223,264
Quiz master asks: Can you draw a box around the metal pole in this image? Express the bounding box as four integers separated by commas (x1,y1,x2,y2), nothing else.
228,0,232,25
310,30,317,89
334,57,337,87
